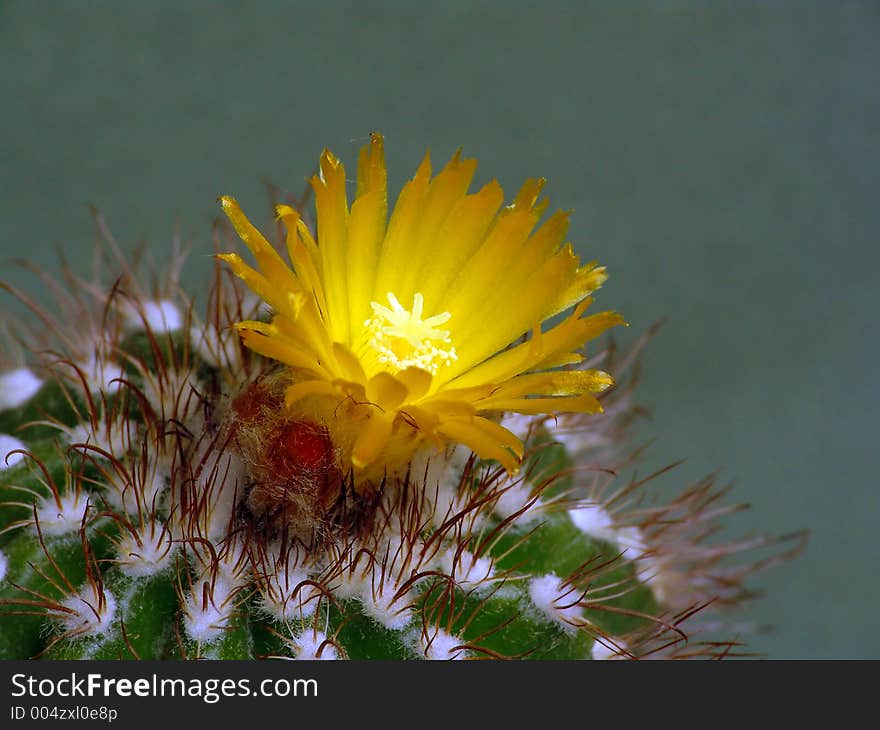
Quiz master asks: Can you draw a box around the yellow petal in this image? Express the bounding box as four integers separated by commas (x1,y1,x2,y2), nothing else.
285,379,341,408
453,242,582,370
546,262,608,318
271,310,328,360
220,196,302,296
436,417,521,473
414,398,477,419
480,393,604,415
331,342,367,384
449,302,624,389
311,149,350,342
237,329,326,375
366,372,408,411
352,413,394,470
392,150,478,304
395,367,433,401
416,180,505,308
356,132,387,198
529,309,626,372
277,205,327,314
345,134,388,338
220,137,623,480
217,253,292,316
373,151,432,302
439,207,544,378
485,370,614,401
347,189,387,338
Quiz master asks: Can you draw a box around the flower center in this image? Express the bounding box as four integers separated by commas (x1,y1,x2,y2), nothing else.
365,292,458,375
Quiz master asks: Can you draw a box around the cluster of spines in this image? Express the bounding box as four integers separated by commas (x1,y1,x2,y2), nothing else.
0,219,803,660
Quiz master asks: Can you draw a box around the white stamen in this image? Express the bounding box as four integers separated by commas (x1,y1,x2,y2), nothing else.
365,291,457,375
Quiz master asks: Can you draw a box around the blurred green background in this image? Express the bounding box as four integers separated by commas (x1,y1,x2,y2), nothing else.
1,1,877,658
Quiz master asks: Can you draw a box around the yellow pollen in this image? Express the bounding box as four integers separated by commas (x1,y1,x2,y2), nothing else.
365,292,458,375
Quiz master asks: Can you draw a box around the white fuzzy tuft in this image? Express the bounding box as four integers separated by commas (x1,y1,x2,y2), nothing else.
0,368,43,410
549,426,612,455
494,480,543,526
615,526,648,559
420,629,468,660
260,548,324,623
190,444,245,542
0,433,26,471
35,492,90,536
192,539,251,590
294,631,338,660
0,549,8,582
182,576,238,644
527,573,583,630
183,601,231,644
568,502,616,540
591,638,628,660
631,553,674,605
569,504,648,558
359,574,414,631
116,522,175,577
261,579,322,621
329,564,368,600
438,549,494,591
65,418,133,460
124,299,183,333
429,481,480,530
104,461,168,516
189,324,243,372
75,356,124,395
59,586,116,637
499,412,537,441
140,368,201,423
418,446,485,530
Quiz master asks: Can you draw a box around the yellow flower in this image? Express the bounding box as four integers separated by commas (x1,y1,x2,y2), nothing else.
219,134,623,479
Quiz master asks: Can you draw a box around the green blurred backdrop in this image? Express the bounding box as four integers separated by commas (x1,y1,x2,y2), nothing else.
1,1,877,658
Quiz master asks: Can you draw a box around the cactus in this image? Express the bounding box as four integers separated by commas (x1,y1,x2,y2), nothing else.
0,136,802,660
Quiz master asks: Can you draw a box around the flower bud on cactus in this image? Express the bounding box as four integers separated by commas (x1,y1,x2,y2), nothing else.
0,135,803,660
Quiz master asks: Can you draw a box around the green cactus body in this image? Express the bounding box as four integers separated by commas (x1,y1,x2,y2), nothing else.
0,137,801,660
